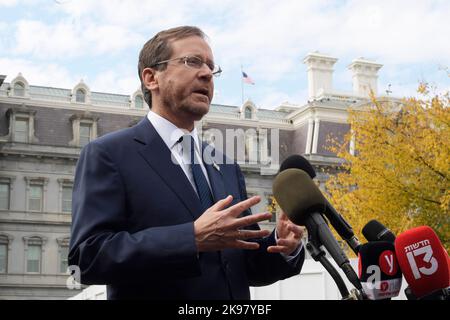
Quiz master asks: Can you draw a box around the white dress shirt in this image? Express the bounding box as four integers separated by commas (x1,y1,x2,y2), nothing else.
146,110,302,261
146,110,212,196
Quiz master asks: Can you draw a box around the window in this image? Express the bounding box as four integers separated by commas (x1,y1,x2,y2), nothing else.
0,235,12,273
69,114,98,147
135,95,144,109
76,89,86,103
27,244,41,273
79,123,92,147
245,130,258,163
57,237,70,274
0,183,10,210
24,177,47,212
0,244,7,273
0,240,7,273
59,246,69,273
62,185,72,213
23,236,46,273
28,185,43,211
14,82,25,97
15,118,29,143
4,108,38,144
245,106,252,119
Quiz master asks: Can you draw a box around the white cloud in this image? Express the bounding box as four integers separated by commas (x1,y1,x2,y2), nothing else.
90,69,140,95
226,1,448,63
83,24,144,55
12,1,450,65
258,88,309,109
55,0,194,29
13,19,143,59
0,0,43,7
0,58,79,88
4,0,449,104
0,0,18,6
14,20,81,59
0,58,140,96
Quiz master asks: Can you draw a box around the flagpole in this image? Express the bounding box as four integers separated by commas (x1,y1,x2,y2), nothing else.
240,64,244,104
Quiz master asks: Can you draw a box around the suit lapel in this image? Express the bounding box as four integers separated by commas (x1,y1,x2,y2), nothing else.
133,119,203,219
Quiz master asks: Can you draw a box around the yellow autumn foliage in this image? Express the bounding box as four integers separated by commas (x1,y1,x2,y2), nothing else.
325,85,449,252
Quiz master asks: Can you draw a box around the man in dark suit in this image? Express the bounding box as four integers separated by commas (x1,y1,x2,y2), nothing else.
69,26,305,300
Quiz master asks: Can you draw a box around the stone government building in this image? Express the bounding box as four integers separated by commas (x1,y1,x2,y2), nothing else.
0,53,389,299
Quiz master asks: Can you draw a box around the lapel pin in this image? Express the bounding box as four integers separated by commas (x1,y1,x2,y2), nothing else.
213,162,220,172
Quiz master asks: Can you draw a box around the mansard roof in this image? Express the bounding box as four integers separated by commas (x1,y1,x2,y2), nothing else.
0,82,300,118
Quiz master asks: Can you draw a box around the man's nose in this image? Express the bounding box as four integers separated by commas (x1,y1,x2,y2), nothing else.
198,63,213,81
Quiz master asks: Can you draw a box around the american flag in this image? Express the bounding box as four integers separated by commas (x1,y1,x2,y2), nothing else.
242,71,255,85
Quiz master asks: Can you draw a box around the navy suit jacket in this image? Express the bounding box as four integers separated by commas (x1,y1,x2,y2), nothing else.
69,118,304,299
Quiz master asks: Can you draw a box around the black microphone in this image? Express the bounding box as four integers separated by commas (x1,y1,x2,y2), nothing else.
362,219,396,243
273,168,362,291
358,241,403,300
279,155,362,254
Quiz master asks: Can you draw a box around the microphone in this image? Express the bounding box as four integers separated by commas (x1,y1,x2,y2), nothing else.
394,226,450,300
279,154,317,179
279,155,362,254
362,219,396,243
358,241,403,300
273,168,362,291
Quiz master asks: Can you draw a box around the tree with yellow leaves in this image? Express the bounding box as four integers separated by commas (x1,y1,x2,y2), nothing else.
325,85,449,252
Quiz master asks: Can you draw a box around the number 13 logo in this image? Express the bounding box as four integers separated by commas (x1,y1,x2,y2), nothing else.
406,245,438,280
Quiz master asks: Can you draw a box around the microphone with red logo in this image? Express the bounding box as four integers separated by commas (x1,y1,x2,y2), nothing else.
395,226,450,300
358,241,403,300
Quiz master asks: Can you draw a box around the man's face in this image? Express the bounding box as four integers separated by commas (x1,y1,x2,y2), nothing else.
157,36,215,122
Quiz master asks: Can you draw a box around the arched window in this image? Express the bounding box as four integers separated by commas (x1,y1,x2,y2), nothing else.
14,82,25,97
135,95,144,109
76,89,86,103
245,106,252,119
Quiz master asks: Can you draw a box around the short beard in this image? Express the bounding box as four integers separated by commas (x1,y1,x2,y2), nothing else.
162,86,210,121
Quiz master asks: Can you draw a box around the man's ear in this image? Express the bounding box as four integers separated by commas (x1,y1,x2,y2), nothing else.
142,67,159,92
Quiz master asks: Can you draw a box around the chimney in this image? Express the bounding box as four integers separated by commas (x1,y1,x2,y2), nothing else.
303,52,338,100
348,58,383,97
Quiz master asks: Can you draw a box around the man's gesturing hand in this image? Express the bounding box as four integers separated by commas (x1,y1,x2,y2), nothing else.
267,211,304,256
194,195,272,252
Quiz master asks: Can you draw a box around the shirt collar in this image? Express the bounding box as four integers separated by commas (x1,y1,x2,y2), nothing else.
146,110,200,151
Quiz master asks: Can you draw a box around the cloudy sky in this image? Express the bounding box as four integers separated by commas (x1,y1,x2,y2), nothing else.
1,0,449,109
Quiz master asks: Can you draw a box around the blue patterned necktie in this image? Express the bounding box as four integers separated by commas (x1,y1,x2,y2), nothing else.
182,135,214,212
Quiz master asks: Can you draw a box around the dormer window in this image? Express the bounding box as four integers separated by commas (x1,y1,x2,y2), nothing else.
2,107,39,144
245,106,252,119
9,73,29,98
76,89,86,103
79,123,92,147
14,82,25,97
240,101,257,120
69,113,98,147
130,89,146,110
15,118,29,143
135,95,144,109
71,80,91,104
